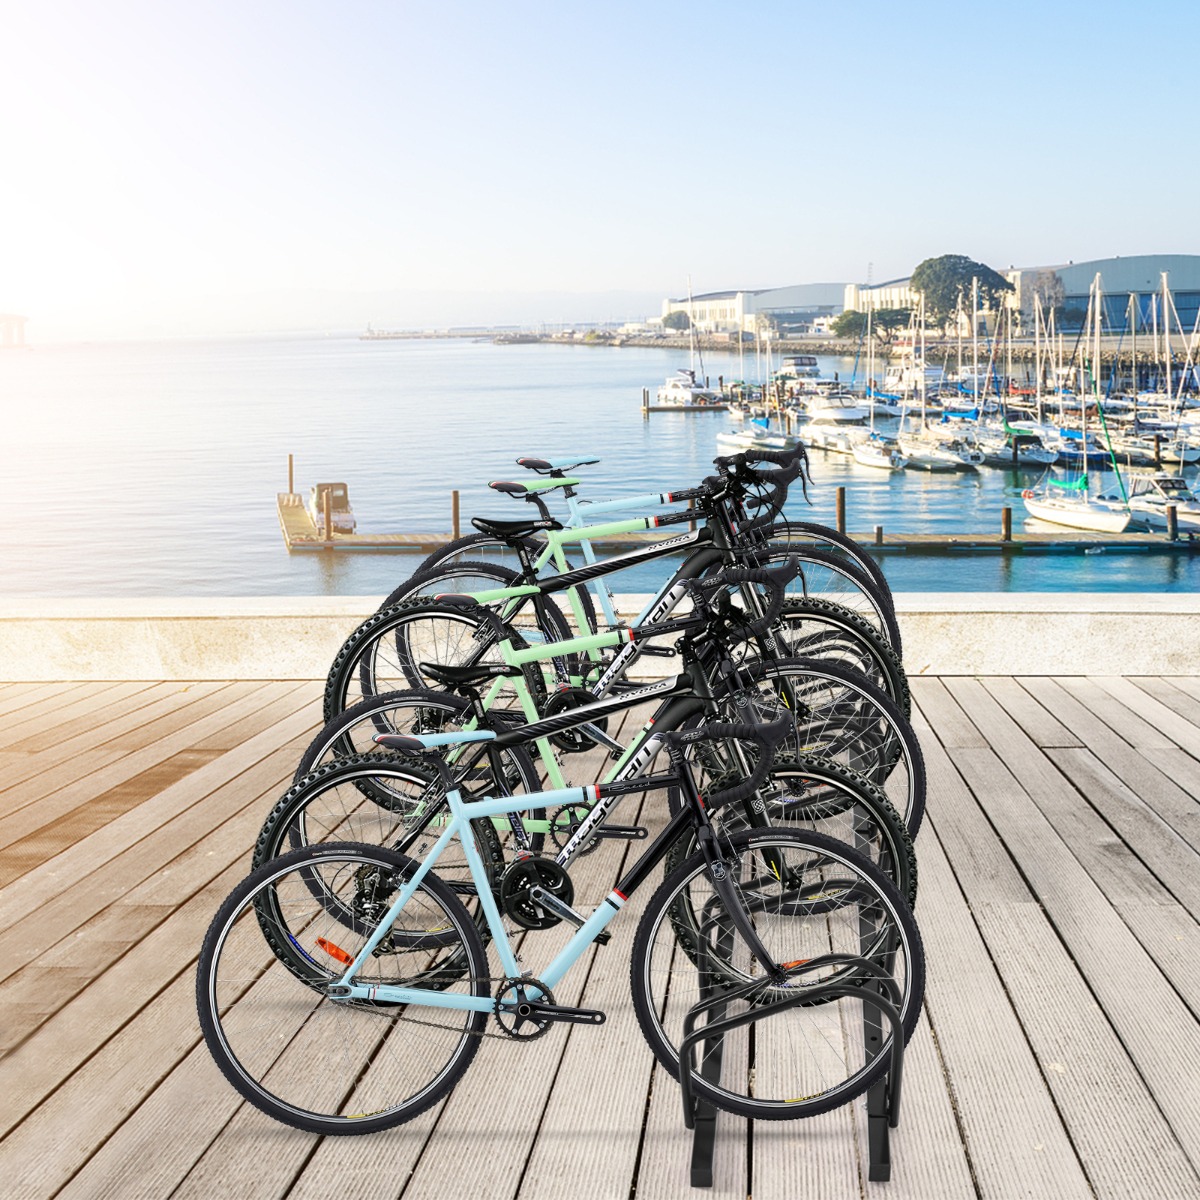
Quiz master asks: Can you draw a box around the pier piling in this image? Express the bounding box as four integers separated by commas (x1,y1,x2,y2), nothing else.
1002,507,1012,542
323,489,332,543
1168,504,1178,541
451,490,461,540
874,524,883,546
642,387,649,420
288,453,294,494
836,486,846,535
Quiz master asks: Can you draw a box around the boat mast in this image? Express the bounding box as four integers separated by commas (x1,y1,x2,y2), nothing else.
919,295,928,431
1034,294,1044,424
1129,292,1137,408
971,276,979,406
867,305,875,434
1161,271,1171,400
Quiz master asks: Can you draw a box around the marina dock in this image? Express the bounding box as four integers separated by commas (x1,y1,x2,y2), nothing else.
279,493,1195,556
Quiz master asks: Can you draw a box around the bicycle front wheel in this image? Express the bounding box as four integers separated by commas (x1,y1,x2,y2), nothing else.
630,829,923,1121
197,842,489,1135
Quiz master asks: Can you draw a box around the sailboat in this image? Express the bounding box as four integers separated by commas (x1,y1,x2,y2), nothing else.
897,297,984,471
1022,274,1131,533
657,277,724,407
851,309,907,470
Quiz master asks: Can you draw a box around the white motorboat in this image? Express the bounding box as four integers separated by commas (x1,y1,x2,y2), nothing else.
803,390,870,424
777,354,820,379
716,425,801,453
851,433,907,471
307,483,357,534
657,368,723,407
897,427,984,471
1097,473,1200,532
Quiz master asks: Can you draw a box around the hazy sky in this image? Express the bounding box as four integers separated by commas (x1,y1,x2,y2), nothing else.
2,0,1196,339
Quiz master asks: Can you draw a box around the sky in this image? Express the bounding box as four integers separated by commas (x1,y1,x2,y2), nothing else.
1,0,1197,341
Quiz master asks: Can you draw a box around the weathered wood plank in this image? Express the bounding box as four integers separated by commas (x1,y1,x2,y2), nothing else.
0,680,269,817
0,728,313,1056
0,683,317,934
1091,675,1200,761
899,742,1092,1199
1128,677,1200,726
909,677,988,748
0,681,132,748
949,744,1200,1169
979,675,1083,747
1055,676,1178,752
1017,676,1200,852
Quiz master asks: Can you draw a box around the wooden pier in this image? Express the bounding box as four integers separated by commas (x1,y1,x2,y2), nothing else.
3,676,1200,1197
279,492,1196,557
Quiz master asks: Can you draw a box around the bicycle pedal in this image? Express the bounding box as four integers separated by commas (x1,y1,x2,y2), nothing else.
639,645,676,657
595,824,648,840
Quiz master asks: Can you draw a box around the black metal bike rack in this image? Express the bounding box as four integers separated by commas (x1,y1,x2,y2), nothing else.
680,896,907,1186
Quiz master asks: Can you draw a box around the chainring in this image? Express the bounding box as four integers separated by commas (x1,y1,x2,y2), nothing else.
499,855,574,929
549,803,601,855
494,976,557,1040
542,687,609,753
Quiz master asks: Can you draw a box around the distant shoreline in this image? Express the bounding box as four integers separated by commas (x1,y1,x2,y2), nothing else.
361,328,1160,367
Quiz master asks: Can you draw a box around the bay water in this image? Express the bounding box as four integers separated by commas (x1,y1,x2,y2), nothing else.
2,334,1195,596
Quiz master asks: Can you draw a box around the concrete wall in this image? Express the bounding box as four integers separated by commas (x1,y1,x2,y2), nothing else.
0,594,1196,681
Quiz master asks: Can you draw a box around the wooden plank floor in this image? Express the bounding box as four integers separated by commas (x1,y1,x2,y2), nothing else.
2,677,1200,1199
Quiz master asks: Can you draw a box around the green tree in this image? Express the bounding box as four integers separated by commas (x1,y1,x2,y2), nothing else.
872,307,911,346
831,307,910,345
662,310,691,331
910,254,1013,329
831,309,867,339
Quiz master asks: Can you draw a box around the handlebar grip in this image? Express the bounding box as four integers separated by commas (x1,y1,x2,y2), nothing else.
664,714,794,809
687,556,798,639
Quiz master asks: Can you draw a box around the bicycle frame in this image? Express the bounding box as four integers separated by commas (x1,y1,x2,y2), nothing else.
331,759,703,1010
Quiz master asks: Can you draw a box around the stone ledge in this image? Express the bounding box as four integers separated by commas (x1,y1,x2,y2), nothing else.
0,595,1193,680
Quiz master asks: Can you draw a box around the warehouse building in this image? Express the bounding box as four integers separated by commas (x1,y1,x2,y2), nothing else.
660,283,846,335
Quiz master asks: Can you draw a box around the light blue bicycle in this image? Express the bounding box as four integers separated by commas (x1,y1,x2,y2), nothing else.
196,717,923,1135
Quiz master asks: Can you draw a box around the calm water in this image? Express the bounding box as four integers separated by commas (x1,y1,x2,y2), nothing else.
2,334,1196,596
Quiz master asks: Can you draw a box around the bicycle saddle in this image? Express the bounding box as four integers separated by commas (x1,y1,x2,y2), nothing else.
471,516,559,538
418,660,524,687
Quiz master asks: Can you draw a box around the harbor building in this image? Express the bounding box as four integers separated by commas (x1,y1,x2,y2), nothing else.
661,283,846,336
1004,254,1200,331
844,254,1200,333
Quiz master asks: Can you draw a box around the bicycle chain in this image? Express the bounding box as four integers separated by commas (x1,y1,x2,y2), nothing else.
338,974,551,1041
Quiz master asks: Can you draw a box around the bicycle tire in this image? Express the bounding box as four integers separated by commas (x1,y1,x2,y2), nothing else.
294,688,542,833
769,519,893,614
197,841,489,1135
323,597,548,723
407,532,600,635
770,597,910,719
664,756,918,908
253,754,507,921
630,828,923,1121
708,655,925,836
380,558,588,653
705,545,902,655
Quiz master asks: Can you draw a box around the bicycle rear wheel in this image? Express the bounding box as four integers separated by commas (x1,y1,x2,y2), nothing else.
630,828,923,1121
323,598,547,721
197,842,489,1135
705,656,926,836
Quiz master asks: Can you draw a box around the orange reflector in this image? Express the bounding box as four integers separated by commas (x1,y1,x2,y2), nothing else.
315,937,352,965
780,959,810,971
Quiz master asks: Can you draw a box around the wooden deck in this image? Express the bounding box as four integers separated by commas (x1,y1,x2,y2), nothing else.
2,675,1200,1198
